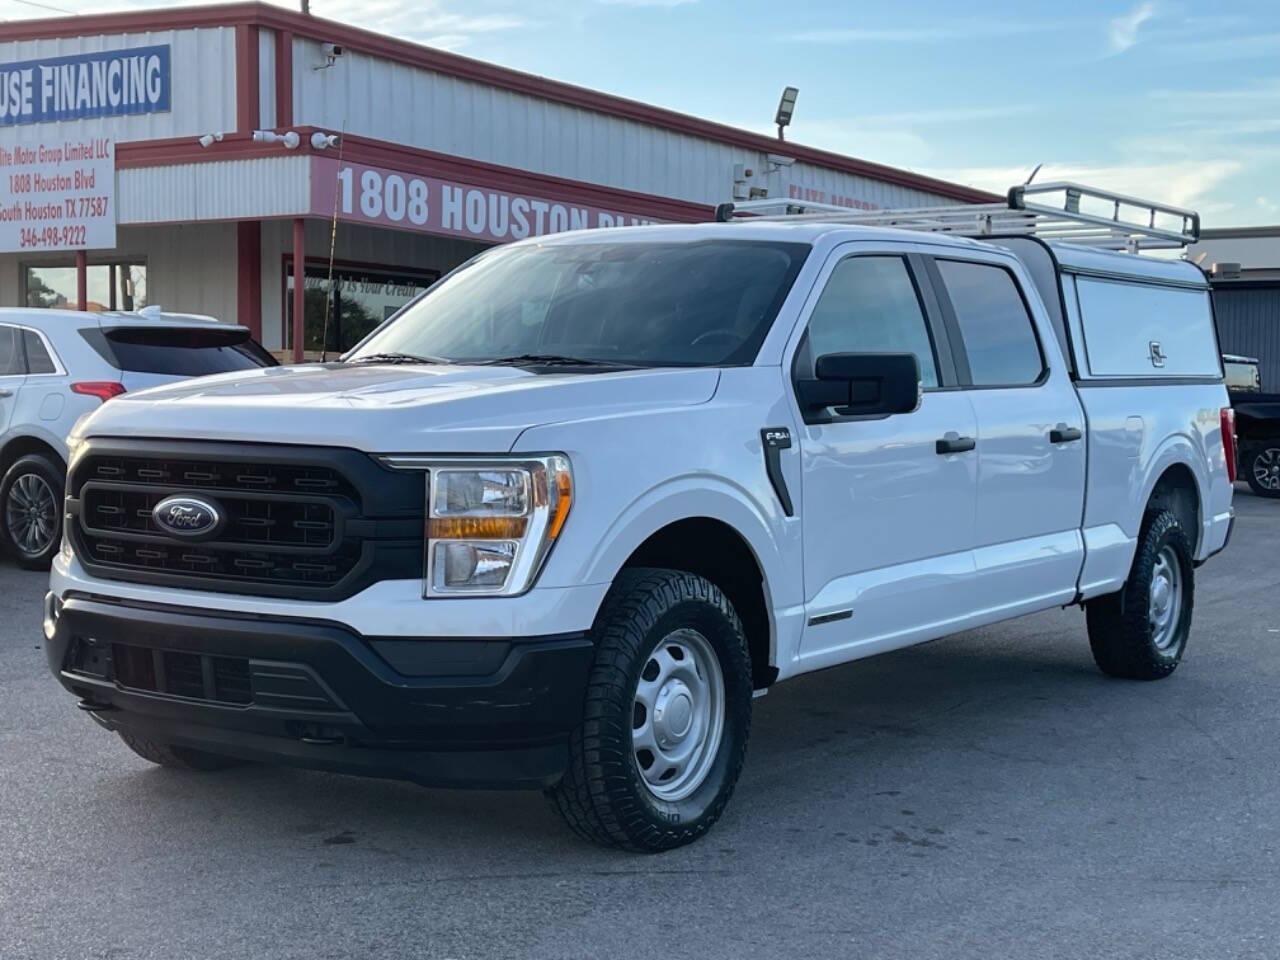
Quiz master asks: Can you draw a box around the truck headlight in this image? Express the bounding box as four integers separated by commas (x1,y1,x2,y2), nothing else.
421,456,572,596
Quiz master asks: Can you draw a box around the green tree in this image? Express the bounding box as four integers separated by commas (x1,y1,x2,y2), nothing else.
26,273,64,309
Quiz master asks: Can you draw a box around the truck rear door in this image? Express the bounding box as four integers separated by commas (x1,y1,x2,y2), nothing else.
925,253,1087,615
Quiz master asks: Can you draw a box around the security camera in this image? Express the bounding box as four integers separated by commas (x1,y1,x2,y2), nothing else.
310,132,340,151
322,42,344,59
197,132,224,148
252,129,301,150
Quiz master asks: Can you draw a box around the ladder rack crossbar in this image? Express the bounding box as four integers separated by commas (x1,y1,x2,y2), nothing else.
715,181,1200,252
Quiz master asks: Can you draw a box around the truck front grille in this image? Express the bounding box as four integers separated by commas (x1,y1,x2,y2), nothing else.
68,441,424,600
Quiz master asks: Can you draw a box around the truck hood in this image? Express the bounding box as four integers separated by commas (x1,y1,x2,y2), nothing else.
76,363,722,453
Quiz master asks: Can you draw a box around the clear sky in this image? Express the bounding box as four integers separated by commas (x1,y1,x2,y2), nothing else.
5,0,1276,227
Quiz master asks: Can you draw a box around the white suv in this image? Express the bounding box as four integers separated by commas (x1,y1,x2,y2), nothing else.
45,200,1235,851
0,308,273,568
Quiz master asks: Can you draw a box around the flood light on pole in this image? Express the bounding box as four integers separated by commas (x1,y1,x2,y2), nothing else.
775,86,799,140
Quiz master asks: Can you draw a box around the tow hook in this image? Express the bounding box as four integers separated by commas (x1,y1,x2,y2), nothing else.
76,699,117,712
292,722,345,745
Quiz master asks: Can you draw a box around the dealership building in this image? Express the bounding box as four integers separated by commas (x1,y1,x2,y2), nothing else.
1,2,993,359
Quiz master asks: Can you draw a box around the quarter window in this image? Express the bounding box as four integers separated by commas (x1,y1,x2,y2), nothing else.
803,256,939,388
22,330,57,374
936,259,1044,387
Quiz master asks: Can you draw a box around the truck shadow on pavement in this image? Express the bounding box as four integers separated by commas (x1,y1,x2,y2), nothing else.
95,606,1156,862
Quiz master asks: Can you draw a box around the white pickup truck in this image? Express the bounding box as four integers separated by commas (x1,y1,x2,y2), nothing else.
45,184,1235,852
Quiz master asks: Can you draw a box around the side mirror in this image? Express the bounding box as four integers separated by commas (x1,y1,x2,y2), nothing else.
796,352,921,417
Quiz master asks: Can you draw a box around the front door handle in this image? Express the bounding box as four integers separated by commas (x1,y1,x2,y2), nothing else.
936,434,976,455
1049,425,1083,444
0,389,12,398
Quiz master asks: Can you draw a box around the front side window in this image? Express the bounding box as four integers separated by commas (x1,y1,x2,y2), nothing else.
0,326,24,376
801,255,939,387
936,259,1044,387
346,239,811,368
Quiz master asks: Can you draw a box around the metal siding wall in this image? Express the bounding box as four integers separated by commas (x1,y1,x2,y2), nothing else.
118,155,312,223
133,222,238,322
0,256,19,306
0,27,237,144
1213,286,1280,392
292,40,957,210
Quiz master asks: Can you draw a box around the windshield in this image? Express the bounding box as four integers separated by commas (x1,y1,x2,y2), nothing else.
346,239,810,367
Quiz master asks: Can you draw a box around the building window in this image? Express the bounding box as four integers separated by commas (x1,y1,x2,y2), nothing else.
285,261,439,355
24,263,147,311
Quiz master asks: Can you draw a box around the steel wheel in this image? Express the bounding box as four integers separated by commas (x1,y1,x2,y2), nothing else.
631,628,725,802
1148,545,1183,652
1252,447,1280,492
5,472,58,558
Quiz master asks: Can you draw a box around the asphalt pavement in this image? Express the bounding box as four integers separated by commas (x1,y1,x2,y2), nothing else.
3,488,1278,960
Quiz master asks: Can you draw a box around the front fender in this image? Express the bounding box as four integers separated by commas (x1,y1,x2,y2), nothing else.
579,475,793,601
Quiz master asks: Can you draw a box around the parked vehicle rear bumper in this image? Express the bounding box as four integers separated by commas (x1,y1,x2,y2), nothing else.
44,592,594,789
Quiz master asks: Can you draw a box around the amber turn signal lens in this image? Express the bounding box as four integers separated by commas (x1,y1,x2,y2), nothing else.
548,468,572,540
427,516,528,540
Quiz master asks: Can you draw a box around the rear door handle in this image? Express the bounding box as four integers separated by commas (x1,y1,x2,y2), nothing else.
0,389,12,398
936,434,976,455
1049,425,1083,443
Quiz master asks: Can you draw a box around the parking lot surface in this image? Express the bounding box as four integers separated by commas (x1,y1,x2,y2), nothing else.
3,489,1278,960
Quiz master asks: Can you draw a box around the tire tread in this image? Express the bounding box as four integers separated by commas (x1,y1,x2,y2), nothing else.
1086,509,1193,681
550,568,751,852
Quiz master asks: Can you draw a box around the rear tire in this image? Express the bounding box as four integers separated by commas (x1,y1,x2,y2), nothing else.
549,568,753,852
1085,509,1194,680
1244,444,1280,498
118,731,246,771
0,453,64,570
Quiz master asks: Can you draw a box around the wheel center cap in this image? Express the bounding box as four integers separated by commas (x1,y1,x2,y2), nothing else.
654,680,694,744
1152,578,1170,615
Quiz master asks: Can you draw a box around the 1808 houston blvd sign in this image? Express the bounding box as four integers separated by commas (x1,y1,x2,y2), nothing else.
0,45,171,126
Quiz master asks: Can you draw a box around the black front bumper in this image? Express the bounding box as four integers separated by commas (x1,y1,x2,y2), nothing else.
45,593,594,789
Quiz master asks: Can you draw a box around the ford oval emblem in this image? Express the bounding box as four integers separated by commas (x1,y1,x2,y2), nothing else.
152,495,222,539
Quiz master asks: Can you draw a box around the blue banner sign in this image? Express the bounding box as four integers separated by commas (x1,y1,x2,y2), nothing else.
0,45,170,127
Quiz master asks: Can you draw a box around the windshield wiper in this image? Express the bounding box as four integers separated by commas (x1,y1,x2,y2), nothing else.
473,353,634,368
345,351,449,365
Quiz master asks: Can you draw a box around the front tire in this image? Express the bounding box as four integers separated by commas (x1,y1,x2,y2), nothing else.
1086,509,1194,680
0,453,64,570
550,568,753,852
1244,444,1280,498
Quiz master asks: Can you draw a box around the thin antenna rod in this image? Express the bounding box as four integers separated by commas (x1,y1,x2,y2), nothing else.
320,122,347,362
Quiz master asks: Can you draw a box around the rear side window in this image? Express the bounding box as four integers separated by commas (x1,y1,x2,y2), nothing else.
803,256,939,387
0,327,23,376
22,330,57,374
82,326,274,376
936,259,1044,387
1074,278,1220,378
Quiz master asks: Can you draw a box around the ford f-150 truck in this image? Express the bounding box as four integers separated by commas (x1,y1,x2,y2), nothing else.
45,184,1235,851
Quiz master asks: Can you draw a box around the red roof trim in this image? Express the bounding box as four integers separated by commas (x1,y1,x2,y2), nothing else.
9,2,997,204
116,129,715,223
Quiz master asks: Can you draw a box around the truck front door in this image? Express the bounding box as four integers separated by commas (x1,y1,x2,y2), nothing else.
788,245,979,670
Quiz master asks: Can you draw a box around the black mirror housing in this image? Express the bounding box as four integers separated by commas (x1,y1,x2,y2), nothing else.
797,352,921,418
